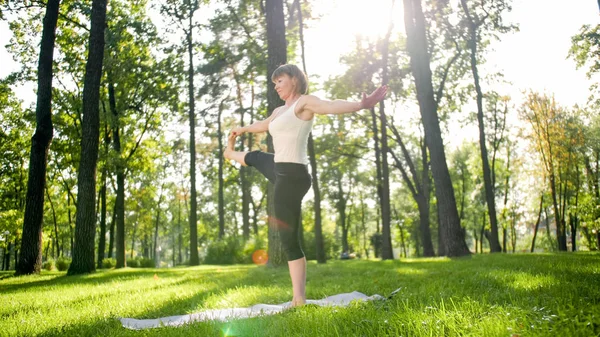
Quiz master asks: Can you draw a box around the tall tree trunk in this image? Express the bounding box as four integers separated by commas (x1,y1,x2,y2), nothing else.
108,82,127,268
460,0,501,253
378,0,394,260
186,10,200,266
67,191,73,256
69,0,108,275
153,200,162,266
108,197,116,259
45,188,59,259
531,195,543,252
544,207,553,249
294,1,325,263
16,0,60,276
307,135,325,262
265,0,287,267
571,164,581,252
218,101,225,239
389,123,435,257
370,106,383,231
97,167,107,268
231,71,251,241
97,116,110,268
178,191,183,264
403,0,469,257
2,242,9,270
336,177,349,254
549,174,567,251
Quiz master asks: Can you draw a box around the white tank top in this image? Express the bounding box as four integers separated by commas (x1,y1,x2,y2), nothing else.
268,98,314,164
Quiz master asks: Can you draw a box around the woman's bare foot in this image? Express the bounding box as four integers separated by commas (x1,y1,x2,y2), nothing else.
290,297,306,307
224,133,237,161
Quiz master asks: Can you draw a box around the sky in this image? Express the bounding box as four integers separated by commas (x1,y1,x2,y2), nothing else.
0,0,597,109
303,0,598,107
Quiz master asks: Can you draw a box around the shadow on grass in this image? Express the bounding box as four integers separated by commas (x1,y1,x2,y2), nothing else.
6,253,600,336
34,266,292,337
0,265,256,294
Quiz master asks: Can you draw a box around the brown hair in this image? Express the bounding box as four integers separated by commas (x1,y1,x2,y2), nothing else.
271,64,308,95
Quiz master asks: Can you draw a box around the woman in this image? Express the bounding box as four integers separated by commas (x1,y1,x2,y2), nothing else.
225,64,387,307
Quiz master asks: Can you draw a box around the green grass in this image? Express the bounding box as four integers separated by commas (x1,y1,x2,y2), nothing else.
1,253,599,337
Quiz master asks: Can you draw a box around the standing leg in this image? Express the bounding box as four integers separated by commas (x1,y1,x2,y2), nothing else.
288,257,307,306
273,164,311,307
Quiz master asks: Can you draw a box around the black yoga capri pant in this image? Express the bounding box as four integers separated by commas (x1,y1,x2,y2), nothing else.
244,150,311,261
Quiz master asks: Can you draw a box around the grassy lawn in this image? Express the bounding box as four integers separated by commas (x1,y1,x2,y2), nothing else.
1,253,599,337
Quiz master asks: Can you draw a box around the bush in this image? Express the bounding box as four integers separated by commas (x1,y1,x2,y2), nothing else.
101,258,116,269
203,237,248,265
42,260,55,271
138,258,155,268
56,257,71,271
126,259,139,268
303,231,337,261
241,238,266,265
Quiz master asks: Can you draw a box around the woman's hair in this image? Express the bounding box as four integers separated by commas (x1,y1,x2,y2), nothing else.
271,64,308,94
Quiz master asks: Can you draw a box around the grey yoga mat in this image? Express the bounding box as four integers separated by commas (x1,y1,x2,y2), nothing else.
120,289,398,330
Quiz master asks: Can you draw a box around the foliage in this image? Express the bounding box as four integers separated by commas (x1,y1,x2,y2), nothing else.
202,237,249,265
55,257,71,271
42,260,55,271
101,258,116,269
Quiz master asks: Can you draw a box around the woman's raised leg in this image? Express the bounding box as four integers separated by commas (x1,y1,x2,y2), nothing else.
224,133,248,166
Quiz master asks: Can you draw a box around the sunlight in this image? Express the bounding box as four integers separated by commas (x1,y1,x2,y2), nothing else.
328,0,398,40
305,0,404,80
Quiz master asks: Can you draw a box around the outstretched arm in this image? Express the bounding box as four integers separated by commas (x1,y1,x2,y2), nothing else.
301,85,388,116
231,107,280,136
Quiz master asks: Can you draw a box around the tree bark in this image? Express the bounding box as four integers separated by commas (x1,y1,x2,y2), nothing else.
217,101,225,239
108,196,116,259
108,81,127,268
531,194,543,252
16,0,60,276
232,69,251,241
265,0,287,267
388,123,435,257
403,0,469,257
460,0,501,253
45,188,59,259
186,8,200,266
308,134,325,263
377,7,394,260
69,0,108,275
97,165,107,268
379,101,392,260
294,1,325,263
370,106,383,230
97,115,110,268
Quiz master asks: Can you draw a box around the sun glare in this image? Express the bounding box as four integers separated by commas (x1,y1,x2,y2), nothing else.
304,0,404,84
333,0,401,40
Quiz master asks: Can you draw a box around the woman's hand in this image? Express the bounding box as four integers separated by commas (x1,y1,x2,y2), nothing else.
360,85,388,109
230,126,246,136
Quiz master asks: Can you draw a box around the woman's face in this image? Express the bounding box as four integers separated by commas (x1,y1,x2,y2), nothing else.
273,74,297,100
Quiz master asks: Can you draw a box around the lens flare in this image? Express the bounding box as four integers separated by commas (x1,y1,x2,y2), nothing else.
252,249,268,265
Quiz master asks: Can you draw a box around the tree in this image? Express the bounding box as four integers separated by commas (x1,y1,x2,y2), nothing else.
159,0,202,266
520,93,583,251
265,0,287,266
0,81,31,271
458,0,515,253
403,0,470,256
68,0,108,275
15,0,60,275
294,0,326,264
